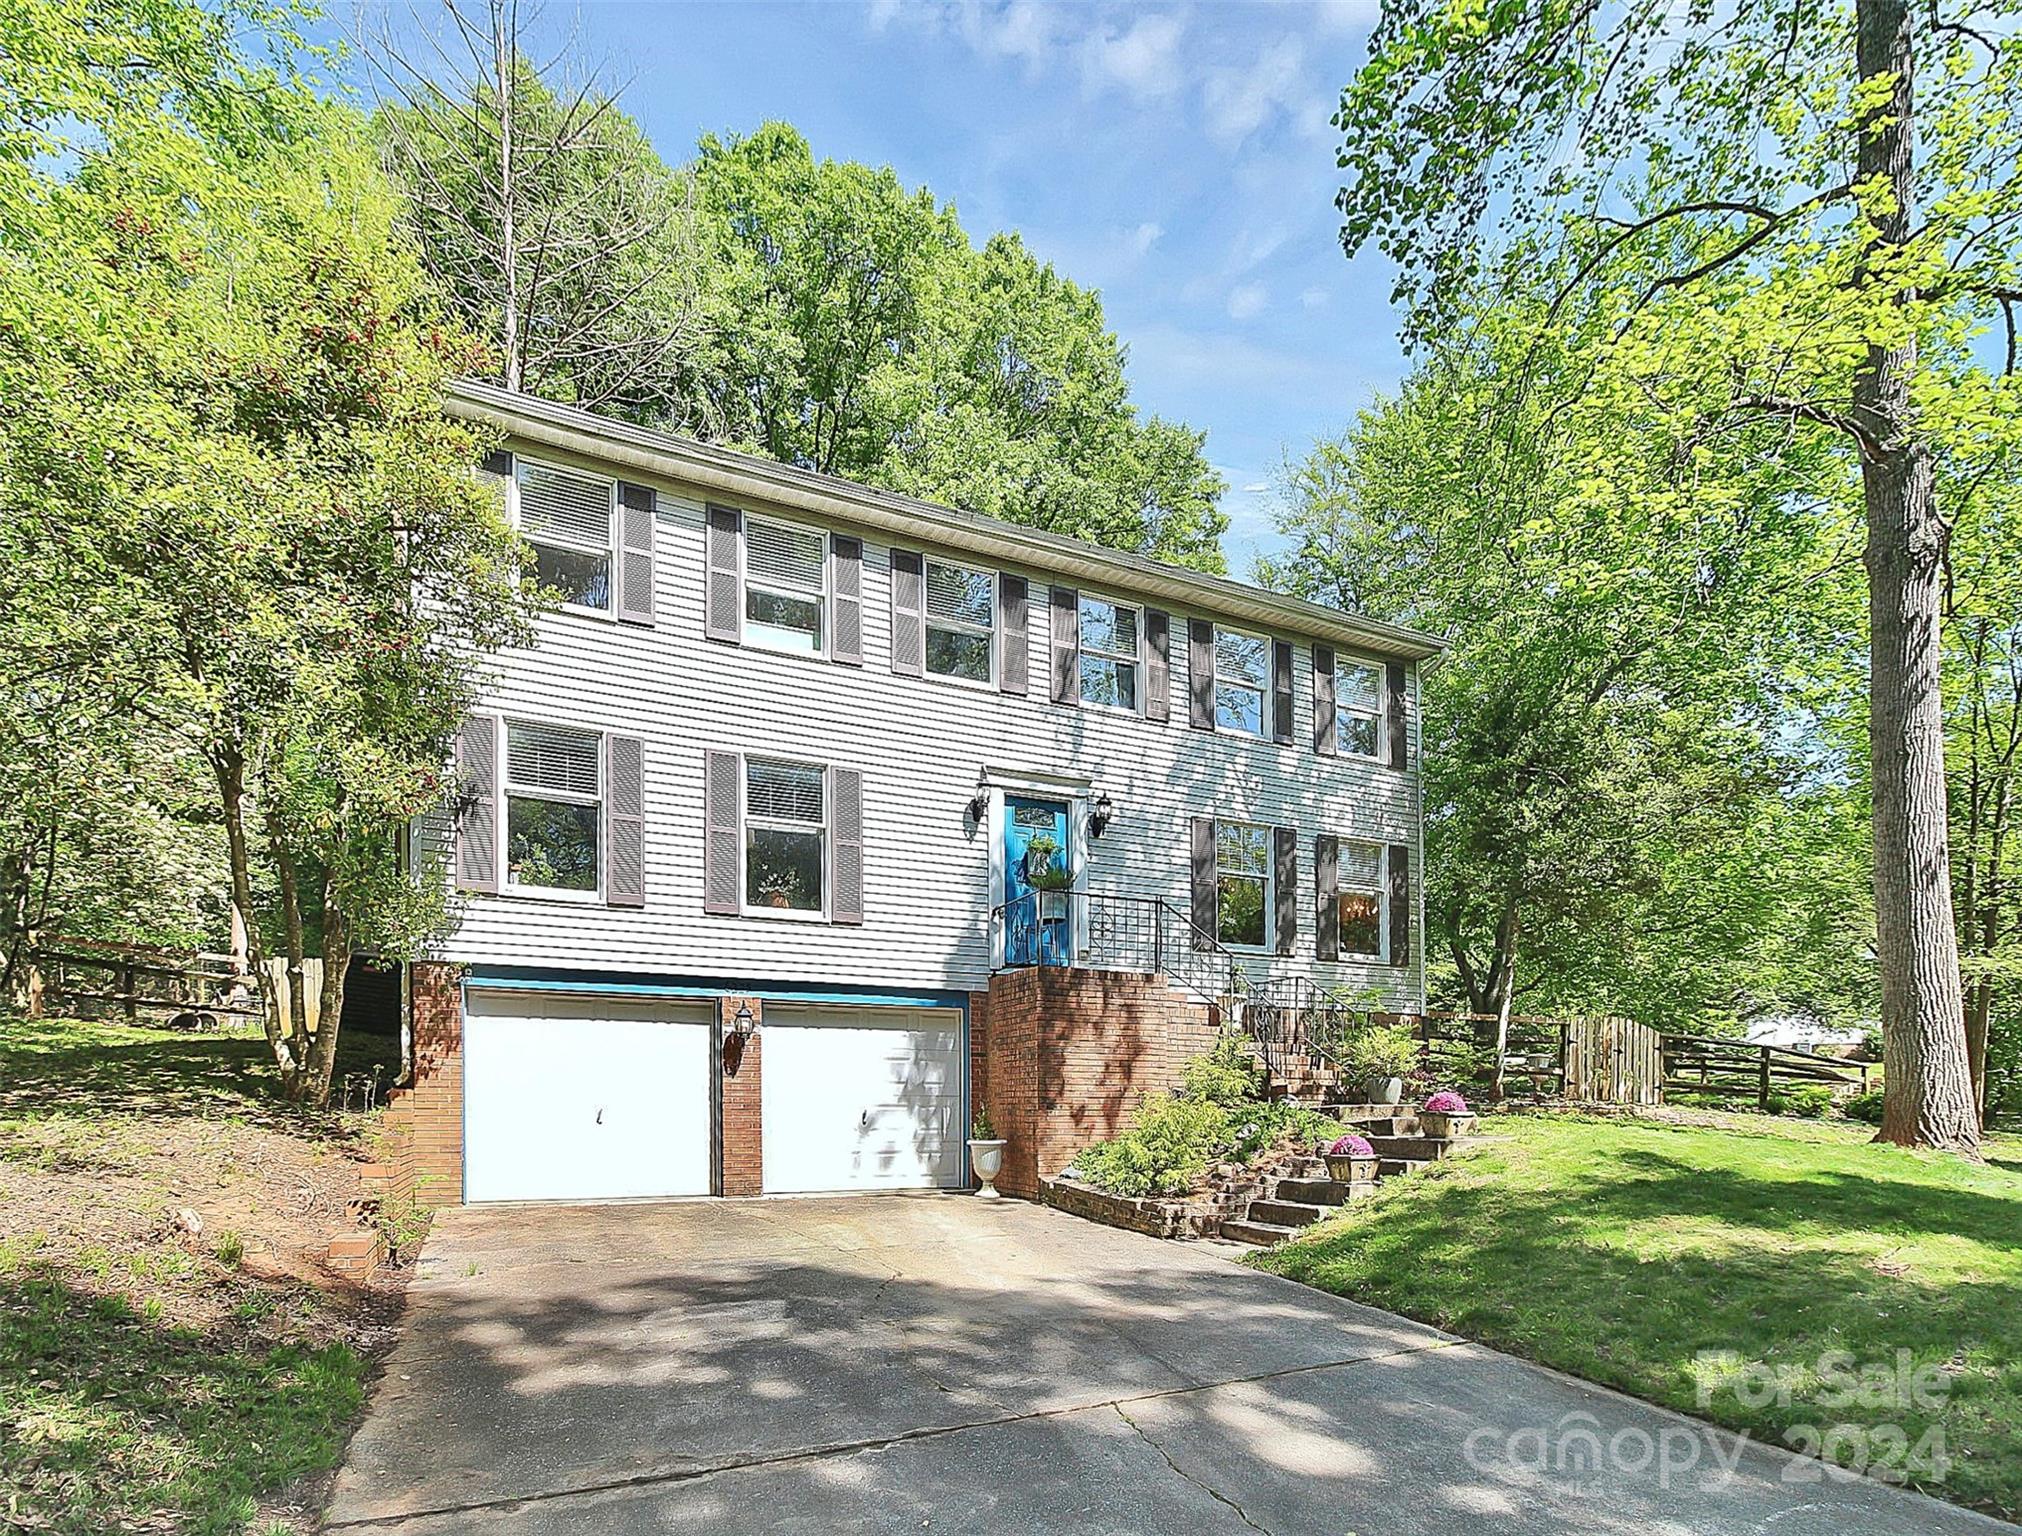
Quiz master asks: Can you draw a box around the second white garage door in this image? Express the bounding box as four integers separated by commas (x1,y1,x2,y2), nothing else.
760,1006,964,1193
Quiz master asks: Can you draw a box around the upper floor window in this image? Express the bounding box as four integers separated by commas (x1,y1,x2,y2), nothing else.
1337,658,1384,759
745,515,827,655
1216,820,1272,949
926,558,995,683
745,757,826,915
1336,839,1387,958
504,720,601,895
516,460,615,613
1214,627,1268,736
1079,597,1139,710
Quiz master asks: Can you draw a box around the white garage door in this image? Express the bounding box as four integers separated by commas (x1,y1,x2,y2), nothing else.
760,1006,964,1193
464,991,712,1203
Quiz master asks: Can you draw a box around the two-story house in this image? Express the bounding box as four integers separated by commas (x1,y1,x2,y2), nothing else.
388,379,1445,1209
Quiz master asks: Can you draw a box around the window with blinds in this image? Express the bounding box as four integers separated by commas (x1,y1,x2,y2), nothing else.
1336,838,1386,958
925,559,994,683
503,721,601,894
516,460,614,612
1337,659,1384,760
744,515,826,654
745,757,826,914
1216,820,1271,948
1078,596,1139,710
1214,627,1268,736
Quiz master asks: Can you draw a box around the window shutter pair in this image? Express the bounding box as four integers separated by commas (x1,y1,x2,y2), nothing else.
1186,815,1295,957
452,714,644,907
893,553,1025,690
703,751,864,925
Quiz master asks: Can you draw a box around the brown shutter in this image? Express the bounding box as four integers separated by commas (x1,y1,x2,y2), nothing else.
1190,816,1217,947
1272,640,1295,744
1315,834,1339,961
1144,609,1170,723
1313,645,1337,756
1273,824,1297,956
831,766,864,924
454,714,498,894
1188,619,1214,730
999,574,1028,695
890,549,924,675
617,482,656,625
480,449,513,477
605,735,645,907
1388,842,1411,966
705,504,741,643
1387,661,1409,770
704,750,740,915
831,535,863,666
1049,585,1079,705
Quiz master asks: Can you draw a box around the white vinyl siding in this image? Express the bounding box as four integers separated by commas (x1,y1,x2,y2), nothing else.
1214,627,1268,736
439,478,1426,1011
516,459,615,614
744,514,827,655
924,558,994,684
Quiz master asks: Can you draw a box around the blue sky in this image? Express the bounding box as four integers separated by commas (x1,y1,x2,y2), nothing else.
335,1,1408,570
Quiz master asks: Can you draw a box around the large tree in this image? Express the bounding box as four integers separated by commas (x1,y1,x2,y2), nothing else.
1333,0,2022,1152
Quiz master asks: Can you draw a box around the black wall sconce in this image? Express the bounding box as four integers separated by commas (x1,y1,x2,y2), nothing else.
1090,790,1115,838
732,1002,756,1040
966,771,991,826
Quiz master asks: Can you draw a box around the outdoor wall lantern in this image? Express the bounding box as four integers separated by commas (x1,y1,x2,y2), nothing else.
732,1003,756,1040
966,771,991,825
1090,790,1115,839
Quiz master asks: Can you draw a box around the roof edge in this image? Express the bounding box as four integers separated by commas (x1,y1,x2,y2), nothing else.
443,378,1447,660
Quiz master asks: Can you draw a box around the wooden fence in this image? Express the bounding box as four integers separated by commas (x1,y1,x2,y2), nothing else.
26,941,262,1026
1662,1031,1871,1107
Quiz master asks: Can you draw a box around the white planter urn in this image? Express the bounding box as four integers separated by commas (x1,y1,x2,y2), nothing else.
967,1138,1008,1199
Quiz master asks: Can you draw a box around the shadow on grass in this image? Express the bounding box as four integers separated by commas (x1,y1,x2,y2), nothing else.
0,1020,400,1143
1,1267,368,1535
1259,1138,2022,1519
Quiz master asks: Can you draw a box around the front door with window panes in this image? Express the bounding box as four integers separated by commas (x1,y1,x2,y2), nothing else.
1003,797,1070,966
504,722,602,894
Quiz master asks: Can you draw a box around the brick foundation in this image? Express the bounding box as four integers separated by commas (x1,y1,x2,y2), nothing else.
718,996,764,1195
973,968,1219,1200
363,961,467,1213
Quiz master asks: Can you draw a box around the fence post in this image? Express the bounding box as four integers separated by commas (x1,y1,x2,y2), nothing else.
1757,1047,1772,1111
122,960,136,1023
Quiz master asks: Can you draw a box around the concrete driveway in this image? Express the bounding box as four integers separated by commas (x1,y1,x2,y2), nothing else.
327,1196,2004,1534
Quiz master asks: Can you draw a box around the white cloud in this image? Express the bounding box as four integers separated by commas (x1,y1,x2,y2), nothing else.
1129,220,1164,256
865,0,903,32
1082,12,1186,100
1201,34,1311,149
1300,286,1330,309
1227,282,1269,320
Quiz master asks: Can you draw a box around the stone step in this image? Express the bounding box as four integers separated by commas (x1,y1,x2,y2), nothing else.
1273,1176,1350,1205
1219,1218,1299,1247
1364,1133,1455,1161
1379,1156,1434,1178
1250,1198,1331,1228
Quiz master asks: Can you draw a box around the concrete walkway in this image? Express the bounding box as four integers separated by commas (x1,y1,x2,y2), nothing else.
326,1195,2006,1534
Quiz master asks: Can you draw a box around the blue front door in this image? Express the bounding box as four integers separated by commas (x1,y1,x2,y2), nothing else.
1003,796,1071,966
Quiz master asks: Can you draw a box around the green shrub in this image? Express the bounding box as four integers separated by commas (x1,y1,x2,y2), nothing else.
1843,1088,1887,1125
1075,1093,1230,1197
1342,1024,1420,1083
1180,1031,1263,1109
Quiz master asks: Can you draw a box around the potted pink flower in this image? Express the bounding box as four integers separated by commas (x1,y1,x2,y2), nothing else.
1420,1091,1476,1139
1321,1133,1378,1184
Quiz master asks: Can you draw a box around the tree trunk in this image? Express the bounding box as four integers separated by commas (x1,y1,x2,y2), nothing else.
304,899,349,1108
212,745,296,1089
494,0,520,392
269,829,312,1087
1856,0,1979,1154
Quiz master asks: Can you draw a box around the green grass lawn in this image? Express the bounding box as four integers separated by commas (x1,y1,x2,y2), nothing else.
1255,1110,2022,1522
1,1014,402,1534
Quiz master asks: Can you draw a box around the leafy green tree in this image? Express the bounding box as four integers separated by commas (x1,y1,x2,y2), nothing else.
1332,0,2022,1152
690,123,1228,570
0,0,534,1101
1263,316,1875,1035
